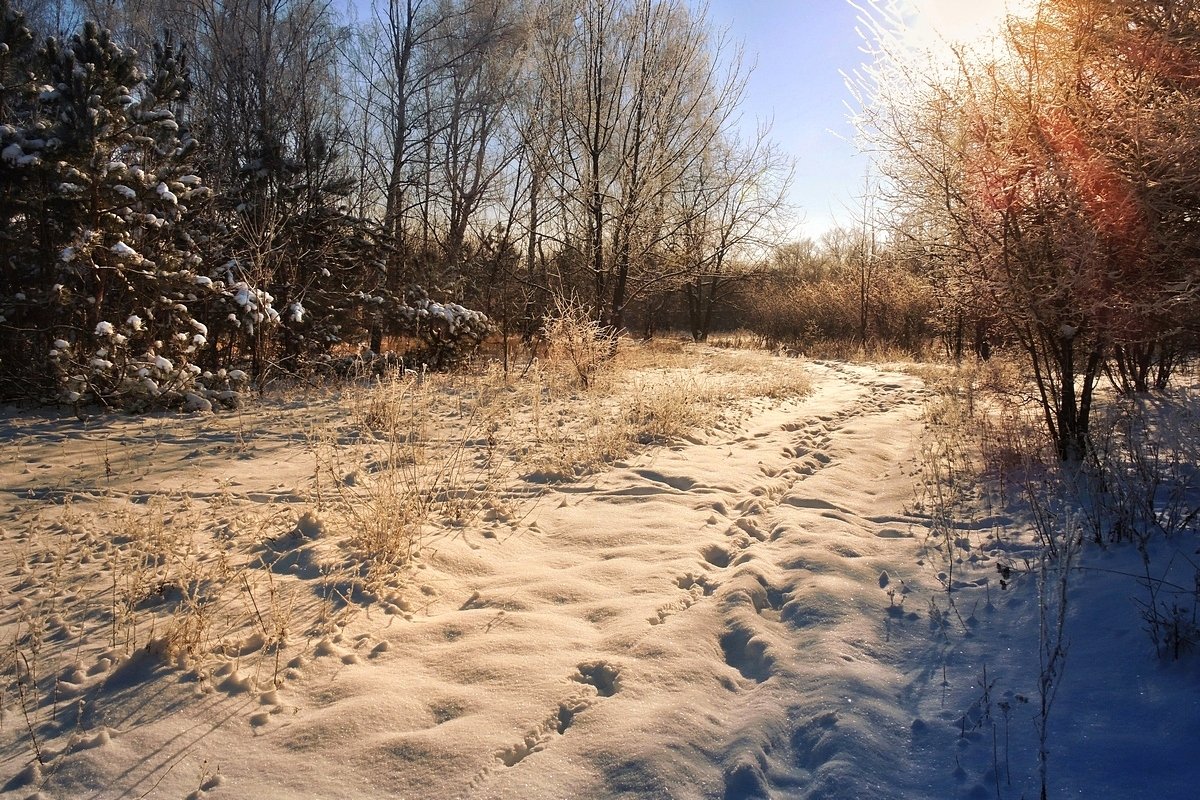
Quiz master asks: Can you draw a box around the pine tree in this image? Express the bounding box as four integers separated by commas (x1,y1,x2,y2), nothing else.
0,6,249,407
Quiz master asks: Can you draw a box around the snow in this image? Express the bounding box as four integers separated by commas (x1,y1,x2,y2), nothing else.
0,349,1196,800
155,182,178,204
93,321,114,336
184,392,213,413
233,283,261,311
110,241,137,258
0,143,37,166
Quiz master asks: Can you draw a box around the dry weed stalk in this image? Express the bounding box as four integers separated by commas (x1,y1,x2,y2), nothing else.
309,367,518,590
0,489,318,778
542,297,613,389
915,354,1200,800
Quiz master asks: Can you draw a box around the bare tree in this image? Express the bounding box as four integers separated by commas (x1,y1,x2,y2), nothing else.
860,0,1200,459
528,0,751,335
676,129,792,342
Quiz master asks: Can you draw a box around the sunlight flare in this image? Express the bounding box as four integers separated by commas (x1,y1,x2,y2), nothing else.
908,0,1027,44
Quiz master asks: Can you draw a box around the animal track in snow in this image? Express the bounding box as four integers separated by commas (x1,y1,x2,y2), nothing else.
494,696,591,767
649,574,717,625
493,661,621,768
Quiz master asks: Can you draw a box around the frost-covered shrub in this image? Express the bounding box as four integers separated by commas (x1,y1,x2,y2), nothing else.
48,315,249,409
392,285,491,368
0,5,490,403
307,285,491,372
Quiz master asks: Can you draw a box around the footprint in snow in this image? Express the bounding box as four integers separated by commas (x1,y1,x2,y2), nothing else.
757,584,787,619
791,710,840,771
719,620,774,684
723,754,771,800
702,543,733,568
734,518,768,542
573,660,621,697
677,573,716,594
633,468,698,491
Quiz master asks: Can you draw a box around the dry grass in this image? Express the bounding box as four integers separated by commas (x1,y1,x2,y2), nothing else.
524,338,811,477
1,493,307,778
912,356,1054,489
0,338,813,774
908,353,1062,600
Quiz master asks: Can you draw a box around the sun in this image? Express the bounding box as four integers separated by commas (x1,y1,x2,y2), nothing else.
853,0,1038,69
905,0,1034,49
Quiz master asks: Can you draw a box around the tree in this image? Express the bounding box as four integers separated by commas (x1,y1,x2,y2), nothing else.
176,0,405,377
0,5,244,406
676,130,792,342
861,0,1200,460
1070,0,1200,392
429,0,524,268
529,0,749,335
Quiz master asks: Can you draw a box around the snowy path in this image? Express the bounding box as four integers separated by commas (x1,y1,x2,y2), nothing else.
353,360,934,800
2,360,943,800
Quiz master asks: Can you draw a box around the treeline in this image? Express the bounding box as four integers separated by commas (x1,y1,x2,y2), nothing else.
0,0,791,407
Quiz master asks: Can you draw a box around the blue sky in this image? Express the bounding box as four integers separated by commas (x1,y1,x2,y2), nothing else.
704,0,873,240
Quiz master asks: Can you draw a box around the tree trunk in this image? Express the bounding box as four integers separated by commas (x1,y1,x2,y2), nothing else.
1053,335,1103,462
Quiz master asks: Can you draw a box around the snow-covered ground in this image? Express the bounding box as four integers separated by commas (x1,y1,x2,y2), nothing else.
1,348,1197,799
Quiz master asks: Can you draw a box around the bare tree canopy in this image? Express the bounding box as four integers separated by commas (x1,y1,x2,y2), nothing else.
858,0,1200,459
